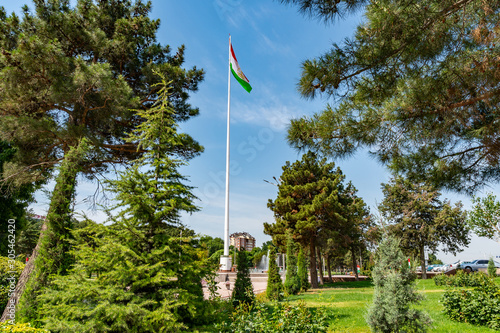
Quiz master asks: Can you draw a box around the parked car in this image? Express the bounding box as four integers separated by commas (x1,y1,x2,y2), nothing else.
462,259,500,272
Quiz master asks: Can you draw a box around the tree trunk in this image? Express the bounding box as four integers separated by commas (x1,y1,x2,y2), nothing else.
309,239,318,288
351,245,359,281
420,243,427,280
326,253,332,283
317,246,324,285
1,221,47,323
1,140,88,322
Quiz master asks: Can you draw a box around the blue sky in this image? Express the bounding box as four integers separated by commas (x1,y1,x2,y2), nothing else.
3,0,499,263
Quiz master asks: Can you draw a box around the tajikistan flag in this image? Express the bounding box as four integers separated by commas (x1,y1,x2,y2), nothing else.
230,41,252,93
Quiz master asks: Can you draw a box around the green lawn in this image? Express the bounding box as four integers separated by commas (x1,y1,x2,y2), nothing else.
286,278,499,333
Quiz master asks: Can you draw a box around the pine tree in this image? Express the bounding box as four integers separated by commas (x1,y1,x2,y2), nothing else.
284,235,300,295
297,247,310,292
265,151,346,288
231,248,254,307
37,75,211,332
284,0,500,193
366,235,432,332
266,246,284,301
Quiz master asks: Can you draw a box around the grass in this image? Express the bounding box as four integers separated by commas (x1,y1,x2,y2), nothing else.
285,278,499,333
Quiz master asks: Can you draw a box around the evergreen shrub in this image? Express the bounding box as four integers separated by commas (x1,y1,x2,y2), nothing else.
231,248,255,307
266,246,284,301
284,236,301,295
366,235,432,332
488,257,497,277
0,257,24,312
0,322,48,332
215,300,329,332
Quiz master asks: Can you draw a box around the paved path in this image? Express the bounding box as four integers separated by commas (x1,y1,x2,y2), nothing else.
203,273,269,299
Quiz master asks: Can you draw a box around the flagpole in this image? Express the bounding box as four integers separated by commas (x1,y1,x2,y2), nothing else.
220,34,232,272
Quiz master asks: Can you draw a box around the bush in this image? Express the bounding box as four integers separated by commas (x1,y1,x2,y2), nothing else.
434,270,492,287
0,322,48,332
215,300,329,332
0,256,25,312
442,275,500,330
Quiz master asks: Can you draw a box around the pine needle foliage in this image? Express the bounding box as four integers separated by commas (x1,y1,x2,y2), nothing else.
285,0,500,193
366,235,432,333
38,75,210,332
266,246,284,301
231,248,255,307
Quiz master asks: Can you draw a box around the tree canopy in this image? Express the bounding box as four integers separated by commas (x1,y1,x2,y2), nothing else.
284,0,500,193
468,193,500,243
378,176,470,278
0,0,204,184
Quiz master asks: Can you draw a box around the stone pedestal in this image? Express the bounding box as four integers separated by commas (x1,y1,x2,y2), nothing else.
219,255,232,272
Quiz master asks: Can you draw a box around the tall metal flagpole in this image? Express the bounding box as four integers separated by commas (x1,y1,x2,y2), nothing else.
220,35,232,272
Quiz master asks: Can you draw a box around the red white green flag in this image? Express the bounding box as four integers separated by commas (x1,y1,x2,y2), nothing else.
230,41,252,93
408,258,411,268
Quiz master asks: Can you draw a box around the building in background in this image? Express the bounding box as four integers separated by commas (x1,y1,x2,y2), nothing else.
230,232,255,252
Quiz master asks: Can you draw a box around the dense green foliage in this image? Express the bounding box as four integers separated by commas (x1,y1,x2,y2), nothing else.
215,301,328,333
36,75,210,332
0,257,24,313
488,258,497,277
366,235,432,332
0,141,42,257
265,152,371,288
379,176,470,279
0,322,48,332
0,0,204,180
296,248,310,292
231,249,255,307
442,274,500,330
18,140,89,323
266,246,284,301
1,0,205,323
434,270,493,287
468,193,500,243
284,235,301,295
284,0,500,193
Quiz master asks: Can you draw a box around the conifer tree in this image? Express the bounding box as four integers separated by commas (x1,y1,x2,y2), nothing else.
37,75,211,332
488,257,497,278
284,0,500,193
297,247,309,292
266,246,284,301
366,235,432,332
0,0,204,322
284,235,300,295
265,151,346,288
231,248,254,307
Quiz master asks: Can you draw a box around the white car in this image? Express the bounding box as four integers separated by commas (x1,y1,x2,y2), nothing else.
461,259,500,272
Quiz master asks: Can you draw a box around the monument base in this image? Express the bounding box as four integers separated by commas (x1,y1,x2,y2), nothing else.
219,255,232,272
